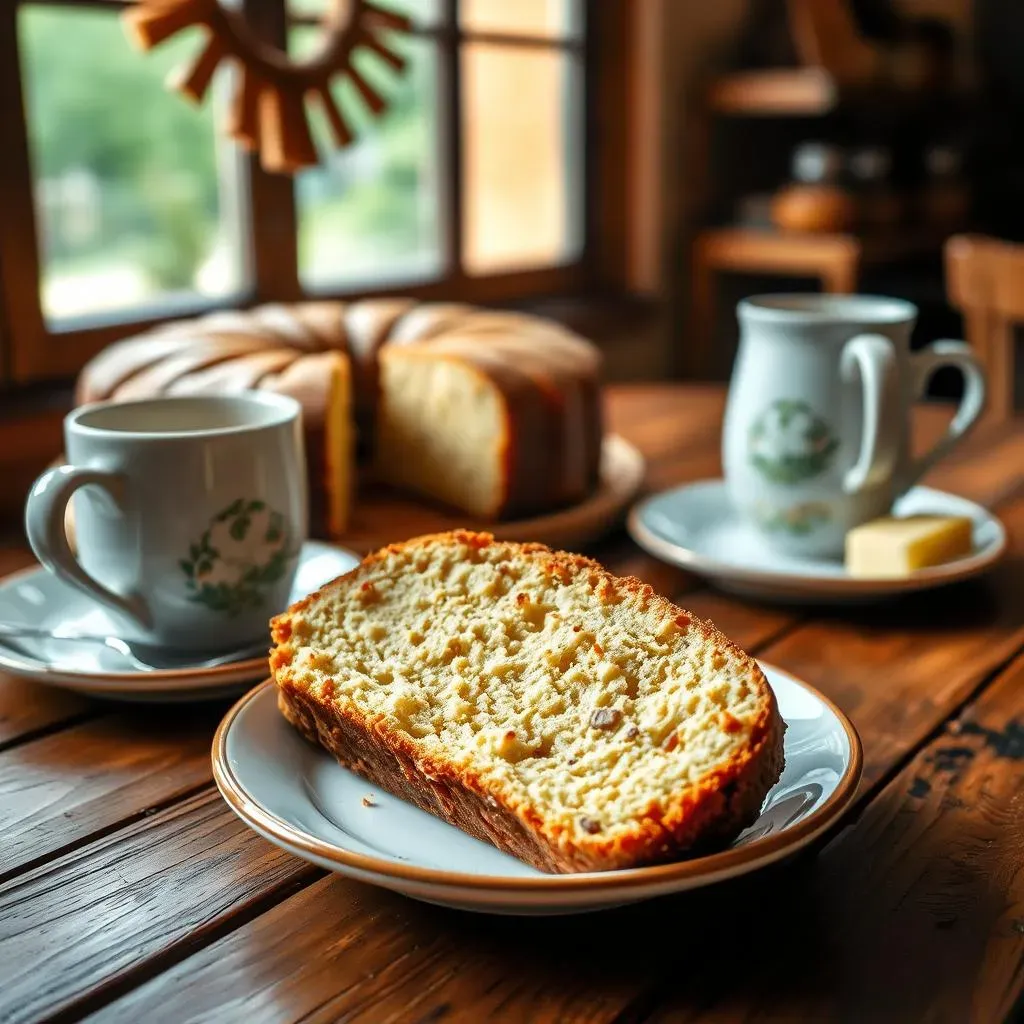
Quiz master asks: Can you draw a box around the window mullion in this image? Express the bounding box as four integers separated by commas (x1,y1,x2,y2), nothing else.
241,0,301,304
440,0,464,281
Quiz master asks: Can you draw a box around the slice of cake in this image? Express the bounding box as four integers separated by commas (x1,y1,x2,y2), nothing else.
270,531,785,873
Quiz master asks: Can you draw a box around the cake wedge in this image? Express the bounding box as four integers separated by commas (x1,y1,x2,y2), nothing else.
270,531,785,873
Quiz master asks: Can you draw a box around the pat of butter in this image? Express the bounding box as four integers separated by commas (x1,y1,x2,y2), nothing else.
845,515,973,578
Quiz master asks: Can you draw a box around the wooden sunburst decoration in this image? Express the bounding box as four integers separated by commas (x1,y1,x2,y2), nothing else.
123,0,412,174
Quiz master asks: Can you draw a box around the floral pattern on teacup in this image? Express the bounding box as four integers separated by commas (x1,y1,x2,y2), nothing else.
748,399,838,485
179,499,294,616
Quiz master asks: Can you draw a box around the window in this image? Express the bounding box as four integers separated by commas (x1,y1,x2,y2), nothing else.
18,6,247,322
0,0,600,384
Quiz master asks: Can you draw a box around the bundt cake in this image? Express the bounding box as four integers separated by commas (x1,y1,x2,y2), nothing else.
271,530,786,873
76,302,603,539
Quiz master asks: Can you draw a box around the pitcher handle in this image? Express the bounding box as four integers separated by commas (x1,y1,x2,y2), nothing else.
841,333,901,495
900,340,987,494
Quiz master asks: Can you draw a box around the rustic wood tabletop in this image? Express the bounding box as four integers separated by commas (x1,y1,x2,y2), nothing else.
1,383,1022,1024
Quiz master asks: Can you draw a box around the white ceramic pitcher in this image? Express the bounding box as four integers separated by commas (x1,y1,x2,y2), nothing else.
722,294,986,558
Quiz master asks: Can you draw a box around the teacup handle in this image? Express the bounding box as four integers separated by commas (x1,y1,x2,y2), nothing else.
841,333,901,494
25,465,151,627
900,340,987,493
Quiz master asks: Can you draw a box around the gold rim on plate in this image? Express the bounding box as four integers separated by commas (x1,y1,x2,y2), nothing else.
212,667,864,896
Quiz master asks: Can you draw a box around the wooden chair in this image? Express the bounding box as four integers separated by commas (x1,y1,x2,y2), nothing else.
786,0,952,93
787,0,881,87
945,234,1021,422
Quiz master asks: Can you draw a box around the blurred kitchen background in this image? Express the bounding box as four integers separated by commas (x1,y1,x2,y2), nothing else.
1,0,1020,402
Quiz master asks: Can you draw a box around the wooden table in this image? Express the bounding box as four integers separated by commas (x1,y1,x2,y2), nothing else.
2,384,1023,1024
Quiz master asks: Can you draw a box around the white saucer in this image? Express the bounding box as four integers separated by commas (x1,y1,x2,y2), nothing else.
628,480,1007,604
0,540,360,702
213,664,862,915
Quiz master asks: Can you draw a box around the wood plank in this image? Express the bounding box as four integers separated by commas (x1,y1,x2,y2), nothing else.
0,675,96,750
94,873,646,1024
0,703,226,880
925,422,1024,508
772,651,1024,1022
643,651,1024,1023
604,383,725,429
0,789,313,1024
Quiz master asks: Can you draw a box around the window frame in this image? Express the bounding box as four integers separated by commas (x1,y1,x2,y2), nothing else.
0,0,612,385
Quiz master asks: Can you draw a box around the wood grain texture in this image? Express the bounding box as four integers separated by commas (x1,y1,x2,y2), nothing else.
0,674,95,749
792,651,1024,1023
924,423,1024,508
96,874,649,1024
0,703,227,879
0,789,313,1024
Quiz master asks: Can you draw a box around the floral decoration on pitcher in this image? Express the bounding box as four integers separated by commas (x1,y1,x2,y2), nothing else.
179,499,294,616
749,399,839,485
754,501,832,536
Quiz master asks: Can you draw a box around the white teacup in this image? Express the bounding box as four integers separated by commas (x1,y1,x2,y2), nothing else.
722,294,986,558
26,393,308,651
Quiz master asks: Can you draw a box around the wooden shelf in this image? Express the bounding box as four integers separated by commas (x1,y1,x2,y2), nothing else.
696,225,956,269
707,68,838,116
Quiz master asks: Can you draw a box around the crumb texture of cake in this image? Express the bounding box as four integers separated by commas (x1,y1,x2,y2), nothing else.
271,531,785,873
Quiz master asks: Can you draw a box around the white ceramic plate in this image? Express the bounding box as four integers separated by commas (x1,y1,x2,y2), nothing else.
214,664,862,915
628,479,1007,604
0,541,360,701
